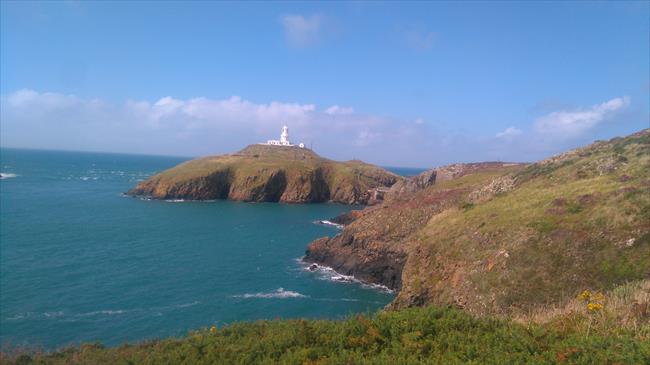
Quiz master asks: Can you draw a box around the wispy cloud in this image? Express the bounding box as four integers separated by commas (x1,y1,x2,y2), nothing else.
495,127,523,139
280,14,322,47
0,89,429,163
1,90,642,167
325,105,354,115
533,96,630,137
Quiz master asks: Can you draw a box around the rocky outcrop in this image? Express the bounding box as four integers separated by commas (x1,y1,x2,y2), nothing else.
303,164,495,290
329,210,365,225
467,175,516,204
128,145,400,204
386,170,437,199
305,235,407,290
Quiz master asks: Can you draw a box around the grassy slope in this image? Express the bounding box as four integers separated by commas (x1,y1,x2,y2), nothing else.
395,130,650,314
132,145,399,201
303,163,526,289
4,284,648,365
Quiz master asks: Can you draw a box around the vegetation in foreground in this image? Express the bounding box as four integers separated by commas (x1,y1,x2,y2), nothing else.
2,280,648,365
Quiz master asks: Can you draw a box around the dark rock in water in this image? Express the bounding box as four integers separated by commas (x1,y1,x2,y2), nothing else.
304,236,406,291
308,264,319,271
329,210,364,225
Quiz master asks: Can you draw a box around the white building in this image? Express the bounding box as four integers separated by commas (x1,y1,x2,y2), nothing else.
265,126,305,148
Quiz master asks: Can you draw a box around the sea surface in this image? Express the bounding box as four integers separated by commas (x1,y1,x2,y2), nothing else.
0,148,423,349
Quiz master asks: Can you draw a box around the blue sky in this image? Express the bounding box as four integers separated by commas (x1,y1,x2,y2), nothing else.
1,1,648,167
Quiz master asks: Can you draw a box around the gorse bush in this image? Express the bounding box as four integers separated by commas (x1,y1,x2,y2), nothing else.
2,306,648,365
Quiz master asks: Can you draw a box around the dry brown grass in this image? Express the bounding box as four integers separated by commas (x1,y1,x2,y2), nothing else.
514,279,650,339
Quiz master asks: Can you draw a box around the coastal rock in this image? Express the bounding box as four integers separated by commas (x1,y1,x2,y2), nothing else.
305,236,407,290
329,210,365,226
387,169,437,199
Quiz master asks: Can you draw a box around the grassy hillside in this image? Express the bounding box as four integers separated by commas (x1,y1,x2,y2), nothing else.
3,281,648,365
128,145,400,204
394,130,650,314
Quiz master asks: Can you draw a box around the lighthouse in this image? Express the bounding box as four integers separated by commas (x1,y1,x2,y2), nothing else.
264,125,304,148
280,126,290,145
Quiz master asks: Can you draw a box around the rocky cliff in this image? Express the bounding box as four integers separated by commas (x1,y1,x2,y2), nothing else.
305,130,650,316
128,145,400,204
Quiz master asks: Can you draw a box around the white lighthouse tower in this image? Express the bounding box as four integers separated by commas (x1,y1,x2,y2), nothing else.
280,125,290,145
263,125,305,148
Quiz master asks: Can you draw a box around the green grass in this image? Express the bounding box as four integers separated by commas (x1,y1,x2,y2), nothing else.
3,306,648,365
129,144,401,202
395,129,650,314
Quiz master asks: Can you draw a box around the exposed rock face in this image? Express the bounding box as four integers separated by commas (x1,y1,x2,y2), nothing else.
305,235,407,290
128,145,400,204
303,166,496,291
329,210,365,225
387,170,437,199
468,175,516,204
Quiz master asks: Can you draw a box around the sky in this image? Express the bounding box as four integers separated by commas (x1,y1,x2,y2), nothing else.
1,1,648,168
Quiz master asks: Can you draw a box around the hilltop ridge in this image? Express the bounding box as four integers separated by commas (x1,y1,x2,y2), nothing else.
128,145,400,204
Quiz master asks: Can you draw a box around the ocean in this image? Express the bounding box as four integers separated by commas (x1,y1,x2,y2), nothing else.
0,148,425,349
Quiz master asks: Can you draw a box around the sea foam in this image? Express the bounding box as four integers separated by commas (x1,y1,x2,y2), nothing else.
0,172,18,179
314,220,344,229
233,288,307,299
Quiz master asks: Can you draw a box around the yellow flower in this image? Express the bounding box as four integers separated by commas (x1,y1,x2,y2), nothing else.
577,290,591,302
210,325,217,334
587,302,603,312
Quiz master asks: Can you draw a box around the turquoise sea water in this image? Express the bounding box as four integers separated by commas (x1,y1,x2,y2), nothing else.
0,149,420,349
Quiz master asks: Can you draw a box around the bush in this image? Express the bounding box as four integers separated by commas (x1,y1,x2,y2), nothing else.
3,306,648,365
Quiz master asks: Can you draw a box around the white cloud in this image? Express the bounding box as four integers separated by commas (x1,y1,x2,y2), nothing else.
7,88,81,109
496,127,523,139
534,96,630,137
325,105,354,115
0,89,424,163
3,90,642,168
280,14,321,47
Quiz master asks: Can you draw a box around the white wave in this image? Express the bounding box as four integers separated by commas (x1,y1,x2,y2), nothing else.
299,260,395,294
6,312,31,321
0,173,18,179
78,309,127,317
44,311,64,318
233,288,307,299
175,301,200,308
79,175,99,181
314,220,344,229
313,297,360,302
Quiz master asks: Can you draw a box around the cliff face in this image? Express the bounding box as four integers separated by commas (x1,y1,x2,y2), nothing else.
305,162,519,291
128,145,400,204
305,130,650,316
